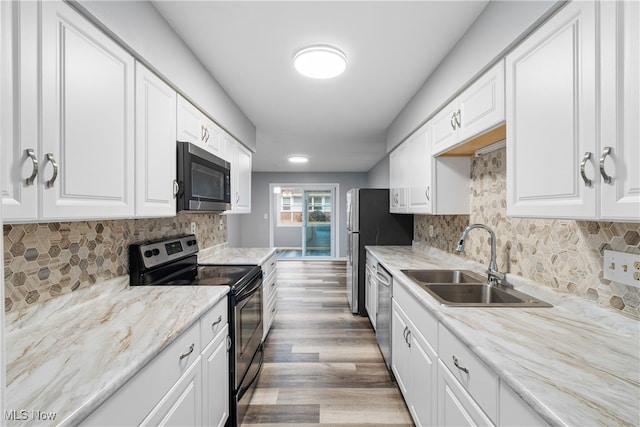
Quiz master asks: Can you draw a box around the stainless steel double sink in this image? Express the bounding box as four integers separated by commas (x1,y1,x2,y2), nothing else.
401,269,552,307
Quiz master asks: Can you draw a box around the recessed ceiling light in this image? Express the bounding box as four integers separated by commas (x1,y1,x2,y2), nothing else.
293,44,347,79
288,156,309,163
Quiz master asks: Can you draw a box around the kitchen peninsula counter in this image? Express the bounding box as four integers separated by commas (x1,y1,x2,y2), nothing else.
367,244,640,427
4,245,275,426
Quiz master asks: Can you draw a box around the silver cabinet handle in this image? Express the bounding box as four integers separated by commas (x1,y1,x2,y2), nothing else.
455,109,462,128
393,192,398,206
450,112,457,130
226,336,232,351
425,186,430,202
212,315,223,328
403,326,409,342
452,355,469,374
201,125,209,143
25,149,38,186
406,329,411,348
270,281,276,288
599,146,613,184
235,192,240,204
173,180,180,198
580,152,592,187
179,343,194,360
271,307,276,313
45,153,58,188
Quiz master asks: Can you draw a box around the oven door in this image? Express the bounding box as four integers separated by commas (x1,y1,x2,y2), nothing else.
177,141,231,212
233,273,263,390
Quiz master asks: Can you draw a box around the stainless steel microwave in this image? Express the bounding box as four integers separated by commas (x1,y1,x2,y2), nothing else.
177,141,231,212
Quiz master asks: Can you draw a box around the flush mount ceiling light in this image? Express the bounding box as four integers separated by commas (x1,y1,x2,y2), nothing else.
293,44,347,79
288,155,309,163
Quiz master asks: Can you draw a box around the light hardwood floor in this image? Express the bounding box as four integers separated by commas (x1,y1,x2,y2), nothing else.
242,260,413,426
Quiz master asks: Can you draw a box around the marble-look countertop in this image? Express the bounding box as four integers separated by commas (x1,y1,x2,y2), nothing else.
198,243,276,266
367,245,640,427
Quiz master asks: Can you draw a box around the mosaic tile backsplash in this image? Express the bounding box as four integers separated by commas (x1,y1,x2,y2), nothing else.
4,213,226,312
414,148,640,319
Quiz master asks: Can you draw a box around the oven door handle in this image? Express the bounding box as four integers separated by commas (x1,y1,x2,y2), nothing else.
237,344,264,398
235,277,263,302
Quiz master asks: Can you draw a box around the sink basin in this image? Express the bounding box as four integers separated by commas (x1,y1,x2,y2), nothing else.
401,269,552,307
402,269,484,284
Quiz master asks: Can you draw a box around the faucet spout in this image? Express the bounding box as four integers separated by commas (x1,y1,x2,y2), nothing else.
455,223,504,286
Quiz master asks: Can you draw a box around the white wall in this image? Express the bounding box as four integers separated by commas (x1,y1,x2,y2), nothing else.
232,172,368,257
387,0,563,150
367,154,390,188
73,0,256,150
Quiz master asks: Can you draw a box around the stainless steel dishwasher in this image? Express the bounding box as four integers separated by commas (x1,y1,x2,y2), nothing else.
375,263,392,370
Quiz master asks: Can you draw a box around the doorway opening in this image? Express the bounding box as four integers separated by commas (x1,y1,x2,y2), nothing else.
269,183,338,259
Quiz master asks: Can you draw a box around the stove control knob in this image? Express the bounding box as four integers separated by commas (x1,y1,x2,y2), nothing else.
144,250,153,258
188,240,197,246
152,248,160,256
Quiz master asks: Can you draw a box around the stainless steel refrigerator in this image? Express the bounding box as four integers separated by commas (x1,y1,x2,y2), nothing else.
346,188,413,315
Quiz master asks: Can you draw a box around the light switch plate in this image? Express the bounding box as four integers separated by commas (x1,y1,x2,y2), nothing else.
603,250,640,288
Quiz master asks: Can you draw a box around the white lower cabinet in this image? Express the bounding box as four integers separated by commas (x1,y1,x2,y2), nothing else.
390,280,549,427
392,289,437,427
262,253,278,340
81,298,229,427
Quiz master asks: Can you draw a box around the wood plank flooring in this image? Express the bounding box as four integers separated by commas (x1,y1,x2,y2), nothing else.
242,260,413,427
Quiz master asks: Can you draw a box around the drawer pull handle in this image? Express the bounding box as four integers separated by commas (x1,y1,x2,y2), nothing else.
180,343,195,360
25,149,39,186
271,307,276,313
45,153,58,188
453,355,469,374
212,315,223,328
271,281,276,288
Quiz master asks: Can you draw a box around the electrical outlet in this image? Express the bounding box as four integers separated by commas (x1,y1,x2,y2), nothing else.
190,222,197,235
603,250,640,288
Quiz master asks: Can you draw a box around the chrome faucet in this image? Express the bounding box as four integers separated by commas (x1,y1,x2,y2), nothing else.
455,224,504,286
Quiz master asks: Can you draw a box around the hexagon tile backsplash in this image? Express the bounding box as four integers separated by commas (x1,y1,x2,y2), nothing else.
414,148,640,319
4,213,226,312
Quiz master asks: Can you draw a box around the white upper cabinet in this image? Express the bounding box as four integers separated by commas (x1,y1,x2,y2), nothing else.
1,1,38,222
390,124,469,215
135,62,177,217
177,95,222,156
599,0,640,221
2,0,136,222
432,61,505,156
222,133,252,214
507,0,638,221
389,142,409,213
506,0,597,219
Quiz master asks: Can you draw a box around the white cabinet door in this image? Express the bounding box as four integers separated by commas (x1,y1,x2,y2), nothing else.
40,0,135,220
391,300,410,398
506,0,597,219
600,0,640,221
389,143,408,213
177,95,204,146
135,62,177,217
234,142,252,213
141,357,203,427
407,126,433,214
408,324,437,427
1,0,39,222
457,61,505,143
437,361,494,427
202,325,229,427
431,101,459,156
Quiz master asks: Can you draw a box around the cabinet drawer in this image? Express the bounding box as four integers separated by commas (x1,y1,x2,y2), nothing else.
200,298,228,349
264,270,277,301
439,324,498,423
81,321,201,426
262,253,277,278
393,281,438,350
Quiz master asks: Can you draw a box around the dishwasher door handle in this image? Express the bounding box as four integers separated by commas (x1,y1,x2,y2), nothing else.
376,272,391,287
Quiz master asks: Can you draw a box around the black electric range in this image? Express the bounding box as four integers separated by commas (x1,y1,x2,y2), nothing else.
128,234,264,427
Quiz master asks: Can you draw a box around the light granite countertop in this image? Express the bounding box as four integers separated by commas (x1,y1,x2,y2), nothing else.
4,245,274,426
367,244,640,427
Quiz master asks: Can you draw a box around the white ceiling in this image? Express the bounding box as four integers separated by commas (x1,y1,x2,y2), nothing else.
152,1,488,172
